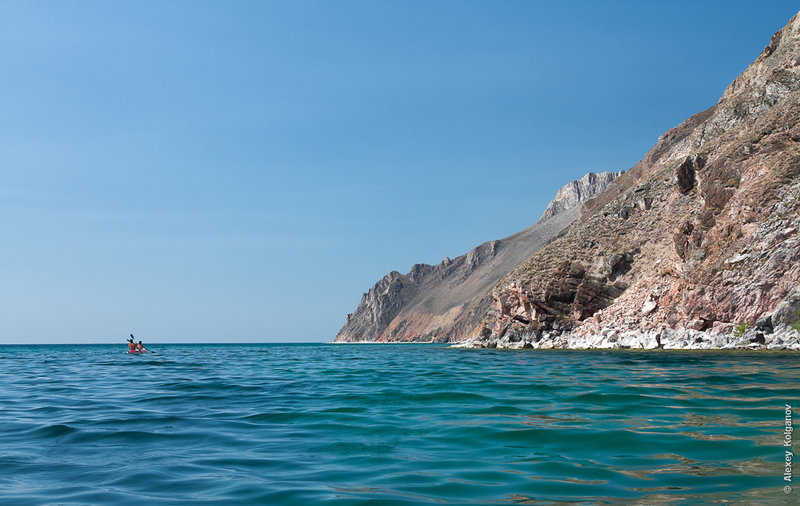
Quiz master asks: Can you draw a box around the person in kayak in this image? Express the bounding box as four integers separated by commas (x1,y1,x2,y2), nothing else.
128,338,136,351
136,340,147,352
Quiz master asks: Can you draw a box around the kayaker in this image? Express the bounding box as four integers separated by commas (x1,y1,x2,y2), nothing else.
128,338,136,351
136,340,147,352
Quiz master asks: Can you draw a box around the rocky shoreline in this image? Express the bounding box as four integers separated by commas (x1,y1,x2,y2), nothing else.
457,293,800,351
453,326,800,351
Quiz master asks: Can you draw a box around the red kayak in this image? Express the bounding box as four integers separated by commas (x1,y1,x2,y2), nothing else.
127,350,147,354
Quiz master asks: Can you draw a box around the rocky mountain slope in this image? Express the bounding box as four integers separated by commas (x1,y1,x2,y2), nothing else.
335,171,621,342
463,11,800,350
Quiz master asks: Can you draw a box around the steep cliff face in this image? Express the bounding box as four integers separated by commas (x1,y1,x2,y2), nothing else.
541,172,622,222
466,12,800,350
335,171,622,342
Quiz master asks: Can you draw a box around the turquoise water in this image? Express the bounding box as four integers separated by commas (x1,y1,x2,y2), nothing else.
0,344,798,504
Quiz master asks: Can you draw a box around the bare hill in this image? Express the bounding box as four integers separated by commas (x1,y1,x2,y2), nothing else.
335,172,621,342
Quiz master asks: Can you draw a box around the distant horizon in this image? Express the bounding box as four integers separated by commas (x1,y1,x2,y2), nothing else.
0,340,447,345
0,340,327,345
3,1,799,344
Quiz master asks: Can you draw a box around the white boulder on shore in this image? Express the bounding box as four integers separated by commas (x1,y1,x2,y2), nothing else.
452,326,800,351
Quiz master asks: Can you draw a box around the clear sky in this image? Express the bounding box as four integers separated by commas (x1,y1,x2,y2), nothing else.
1,1,798,344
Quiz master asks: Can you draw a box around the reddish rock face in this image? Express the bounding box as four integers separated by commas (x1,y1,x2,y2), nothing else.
490,282,534,337
472,11,800,346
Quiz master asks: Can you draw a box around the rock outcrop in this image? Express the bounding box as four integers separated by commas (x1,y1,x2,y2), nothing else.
335,172,622,342
462,11,800,350
541,172,622,221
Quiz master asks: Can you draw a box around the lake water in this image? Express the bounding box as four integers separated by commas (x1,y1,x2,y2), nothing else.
1,343,798,504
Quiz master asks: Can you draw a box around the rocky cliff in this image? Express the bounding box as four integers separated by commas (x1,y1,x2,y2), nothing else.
335,171,622,342
540,172,621,222
463,11,800,350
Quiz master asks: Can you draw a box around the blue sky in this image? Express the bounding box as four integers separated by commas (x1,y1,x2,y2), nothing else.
1,1,798,343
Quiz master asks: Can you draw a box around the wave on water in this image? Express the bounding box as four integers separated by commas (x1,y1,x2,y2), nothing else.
0,343,797,504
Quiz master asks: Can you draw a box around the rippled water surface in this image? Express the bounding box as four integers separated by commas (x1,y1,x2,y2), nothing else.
1,344,798,504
